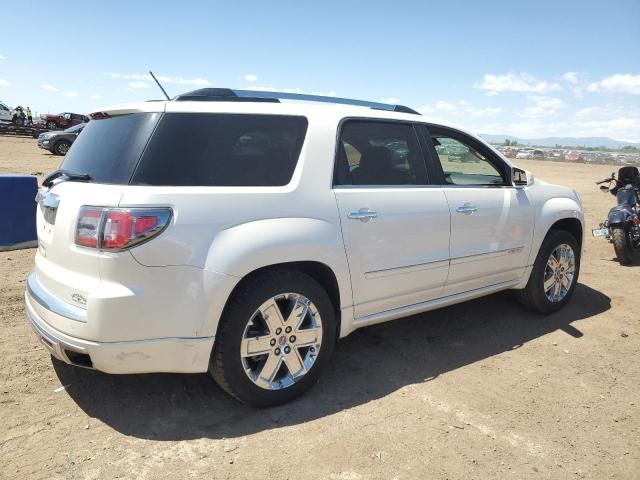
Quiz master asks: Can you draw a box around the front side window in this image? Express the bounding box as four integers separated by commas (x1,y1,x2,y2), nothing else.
430,133,506,186
334,120,428,186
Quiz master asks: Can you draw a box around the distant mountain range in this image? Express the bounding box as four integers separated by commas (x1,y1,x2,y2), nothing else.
480,134,640,149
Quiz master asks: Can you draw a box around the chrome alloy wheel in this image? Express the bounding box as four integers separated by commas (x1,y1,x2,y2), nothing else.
240,293,323,390
544,243,576,302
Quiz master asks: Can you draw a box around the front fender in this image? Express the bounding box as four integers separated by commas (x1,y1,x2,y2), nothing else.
527,196,584,266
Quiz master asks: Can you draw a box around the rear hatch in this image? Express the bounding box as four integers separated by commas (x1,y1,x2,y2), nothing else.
34,107,164,308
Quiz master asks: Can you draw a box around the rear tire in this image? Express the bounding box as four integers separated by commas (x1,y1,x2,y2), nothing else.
517,229,580,314
46,120,57,130
611,227,633,265
210,269,336,407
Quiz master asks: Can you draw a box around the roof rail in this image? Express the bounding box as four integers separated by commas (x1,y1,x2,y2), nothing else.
173,88,421,115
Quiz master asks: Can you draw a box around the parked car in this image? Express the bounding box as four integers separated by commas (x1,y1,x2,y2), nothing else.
565,151,585,163
26,89,584,406
532,150,545,160
37,123,86,155
515,150,533,159
40,112,87,130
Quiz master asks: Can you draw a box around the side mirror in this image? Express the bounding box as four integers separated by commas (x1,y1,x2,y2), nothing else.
513,167,534,187
599,185,610,193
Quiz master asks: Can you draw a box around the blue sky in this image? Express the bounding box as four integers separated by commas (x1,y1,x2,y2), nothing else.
2,0,639,141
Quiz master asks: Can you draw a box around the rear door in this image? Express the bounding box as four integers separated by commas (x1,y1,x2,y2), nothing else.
333,119,451,319
419,125,534,296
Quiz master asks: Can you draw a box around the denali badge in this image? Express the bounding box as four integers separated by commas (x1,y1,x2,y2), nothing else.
71,293,87,306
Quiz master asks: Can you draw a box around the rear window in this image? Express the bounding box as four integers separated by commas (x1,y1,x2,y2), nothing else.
60,113,161,184
132,113,307,186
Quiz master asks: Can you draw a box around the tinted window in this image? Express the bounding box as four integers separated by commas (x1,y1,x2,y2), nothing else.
334,121,428,186
132,113,307,186
60,113,161,184
430,133,506,186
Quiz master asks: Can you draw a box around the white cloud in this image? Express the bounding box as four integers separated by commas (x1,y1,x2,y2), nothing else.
111,73,211,87
475,73,561,95
520,95,565,118
64,91,79,97
0,78,11,87
41,84,59,92
89,94,103,100
245,74,257,82
587,74,640,95
562,72,579,84
128,81,150,89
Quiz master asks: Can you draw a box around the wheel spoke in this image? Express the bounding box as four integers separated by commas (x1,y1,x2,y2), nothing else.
547,255,560,272
553,280,562,298
293,327,321,347
560,275,571,289
260,298,286,333
241,335,273,357
544,276,556,293
256,353,282,388
286,296,310,330
283,349,307,378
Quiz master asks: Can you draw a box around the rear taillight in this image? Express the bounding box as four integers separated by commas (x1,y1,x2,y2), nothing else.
75,207,172,250
632,215,639,226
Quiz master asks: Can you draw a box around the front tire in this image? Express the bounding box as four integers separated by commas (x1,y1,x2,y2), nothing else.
210,270,336,407
517,229,580,314
46,120,57,130
53,140,71,156
611,226,633,265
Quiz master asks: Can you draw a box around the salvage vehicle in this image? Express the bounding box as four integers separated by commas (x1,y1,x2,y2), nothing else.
593,166,640,264
0,102,27,125
37,123,86,155
40,112,87,130
26,89,584,406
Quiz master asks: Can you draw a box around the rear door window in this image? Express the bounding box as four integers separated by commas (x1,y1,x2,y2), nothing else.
334,120,428,186
132,113,307,186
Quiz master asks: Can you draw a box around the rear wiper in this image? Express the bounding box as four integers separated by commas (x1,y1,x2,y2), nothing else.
42,169,92,187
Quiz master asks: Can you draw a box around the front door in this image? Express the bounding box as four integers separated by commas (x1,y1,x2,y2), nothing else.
422,127,534,296
333,120,451,318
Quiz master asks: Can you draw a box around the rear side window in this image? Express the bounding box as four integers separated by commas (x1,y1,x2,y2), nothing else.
60,113,161,184
132,113,307,186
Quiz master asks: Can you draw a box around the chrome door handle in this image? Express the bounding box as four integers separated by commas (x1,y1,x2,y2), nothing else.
455,203,478,215
348,209,378,222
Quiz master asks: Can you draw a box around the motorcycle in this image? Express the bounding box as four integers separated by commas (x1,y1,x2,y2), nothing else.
593,166,640,265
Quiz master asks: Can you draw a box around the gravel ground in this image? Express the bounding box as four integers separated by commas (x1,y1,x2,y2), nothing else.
1,136,638,479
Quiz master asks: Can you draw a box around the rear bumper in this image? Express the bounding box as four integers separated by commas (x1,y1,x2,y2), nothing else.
25,288,214,374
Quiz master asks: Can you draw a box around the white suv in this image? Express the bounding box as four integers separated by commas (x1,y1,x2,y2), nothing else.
26,89,584,406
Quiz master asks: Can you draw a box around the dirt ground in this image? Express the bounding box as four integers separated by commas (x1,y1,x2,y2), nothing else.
1,136,638,480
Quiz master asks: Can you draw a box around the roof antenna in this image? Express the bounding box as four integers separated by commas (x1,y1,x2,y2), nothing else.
149,71,170,100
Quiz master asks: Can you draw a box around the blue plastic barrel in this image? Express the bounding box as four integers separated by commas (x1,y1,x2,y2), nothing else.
0,175,38,251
